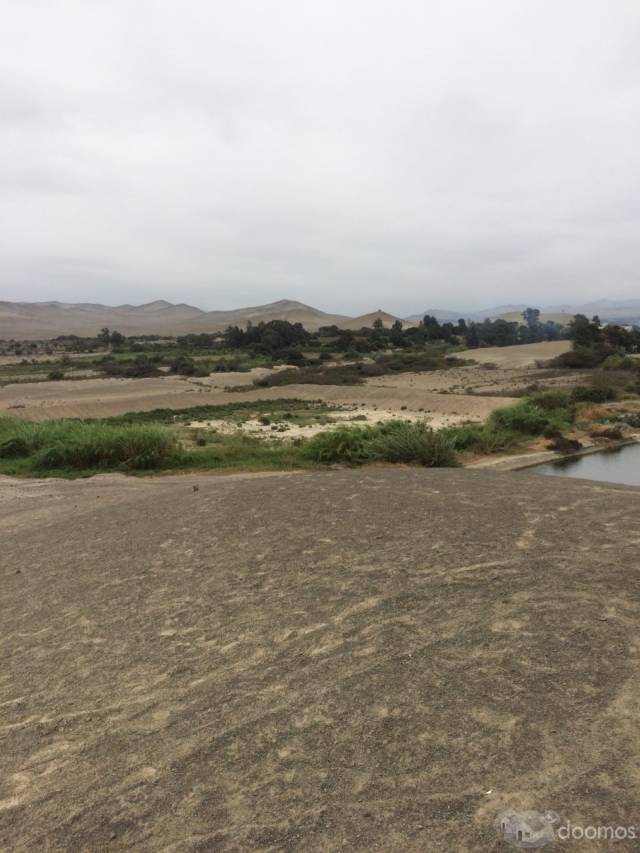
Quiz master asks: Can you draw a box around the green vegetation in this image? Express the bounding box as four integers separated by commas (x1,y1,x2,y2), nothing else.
251,350,469,389
102,399,335,426
0,304,574,389
0,375,632,478
0,417,180,475
441,389,577,454
547,315,640,374
570,385,618,403
0,413,458,475
303,420,457,467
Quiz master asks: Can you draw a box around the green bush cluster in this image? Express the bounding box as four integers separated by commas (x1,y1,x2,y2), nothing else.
570,385,618,403
442,424,522,454
0,417,180,472
304,420,458,467
602,354,637,371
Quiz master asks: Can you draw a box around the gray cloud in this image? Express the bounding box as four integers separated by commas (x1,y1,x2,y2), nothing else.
1,0,639,314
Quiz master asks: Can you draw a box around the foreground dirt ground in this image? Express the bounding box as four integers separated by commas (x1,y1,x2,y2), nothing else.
1,467,639,851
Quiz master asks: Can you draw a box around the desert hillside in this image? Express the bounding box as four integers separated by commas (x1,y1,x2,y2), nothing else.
0,300,409,339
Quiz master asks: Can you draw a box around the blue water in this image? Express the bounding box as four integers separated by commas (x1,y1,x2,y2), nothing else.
535,442,640,487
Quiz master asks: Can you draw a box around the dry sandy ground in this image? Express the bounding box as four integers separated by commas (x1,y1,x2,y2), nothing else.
1,467,639,851
0,372,510,428
457,339,571,367
0,342,573,427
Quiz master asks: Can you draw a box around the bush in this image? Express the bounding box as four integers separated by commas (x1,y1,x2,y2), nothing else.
0,417,180,471
0,436,30,458
304,425,371,464
571,385,617,403
367,421,457,467
304,420,458,467
548,348,610,369
170,354,197,375
602,354,637,371
490,402,551,435
526,389,572,412
48,369,65,381
444,424,521,453
32,424,180,470
121,354,161,378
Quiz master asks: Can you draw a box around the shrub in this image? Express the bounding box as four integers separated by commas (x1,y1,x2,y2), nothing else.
304,425,371,464
48,369,65,381
367,421,457,467
548,348,609,369
32,424,180,470
526,389,572,412
0,416,181,471
0,436,30,458
304,420,458,467
124,355,161,378
602,354,637,371
170,354,197,375
444,424,521,453
490,402,551,435
571,385,617,403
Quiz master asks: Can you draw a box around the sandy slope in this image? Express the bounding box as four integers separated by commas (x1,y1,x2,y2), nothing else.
458,339,571,366
2,468,639,851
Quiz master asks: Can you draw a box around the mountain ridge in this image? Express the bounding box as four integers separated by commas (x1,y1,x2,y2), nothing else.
2,296,639,339
0,299,399,339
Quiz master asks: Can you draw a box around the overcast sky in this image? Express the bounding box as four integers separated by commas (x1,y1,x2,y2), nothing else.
2,1,640,314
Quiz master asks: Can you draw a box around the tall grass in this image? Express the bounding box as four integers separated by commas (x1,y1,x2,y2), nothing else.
0,417,180,472
304,420,458,467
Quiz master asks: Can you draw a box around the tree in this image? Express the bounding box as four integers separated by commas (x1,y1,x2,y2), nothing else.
569,314,602,349
465,323,480,348
390,319,404,347
170,354,197,375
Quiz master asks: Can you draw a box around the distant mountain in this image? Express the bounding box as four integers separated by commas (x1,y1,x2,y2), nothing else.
404,308,464,323
2,296,638,340
405,305,535,322
337,310,415,330
0,299,396,339
407,299,640,325
547,300,640,323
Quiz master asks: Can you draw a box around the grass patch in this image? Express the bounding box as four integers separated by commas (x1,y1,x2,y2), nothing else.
169,434,310,472
443,389,578,455
304,420,458,467
0,417,181,474
442,423,523,454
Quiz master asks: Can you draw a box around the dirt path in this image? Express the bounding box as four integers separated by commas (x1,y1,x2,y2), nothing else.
2,468,639,851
